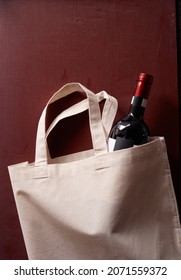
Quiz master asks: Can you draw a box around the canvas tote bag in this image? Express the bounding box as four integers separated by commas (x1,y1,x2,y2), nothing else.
8,83,181,260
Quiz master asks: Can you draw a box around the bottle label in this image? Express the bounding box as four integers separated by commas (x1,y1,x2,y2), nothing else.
114,137,134,150
108,138,116,152
108,137,134,151
131,96,147,108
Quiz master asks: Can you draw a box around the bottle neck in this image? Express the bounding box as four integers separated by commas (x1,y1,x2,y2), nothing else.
129,96,147,119
129,73,153,119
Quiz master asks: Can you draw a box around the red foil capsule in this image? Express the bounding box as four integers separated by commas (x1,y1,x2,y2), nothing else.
134,72,153,99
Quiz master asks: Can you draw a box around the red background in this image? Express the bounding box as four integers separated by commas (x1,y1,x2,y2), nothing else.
0,0,180,259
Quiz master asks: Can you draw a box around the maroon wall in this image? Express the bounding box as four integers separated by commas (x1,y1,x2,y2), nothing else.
0,0,180,259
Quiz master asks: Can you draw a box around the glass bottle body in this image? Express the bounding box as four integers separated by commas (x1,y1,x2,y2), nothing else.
110,73,153,151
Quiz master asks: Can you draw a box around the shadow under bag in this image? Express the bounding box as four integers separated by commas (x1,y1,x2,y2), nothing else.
8,83,181,259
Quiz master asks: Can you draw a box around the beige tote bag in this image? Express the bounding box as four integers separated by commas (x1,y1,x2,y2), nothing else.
8,83,181,260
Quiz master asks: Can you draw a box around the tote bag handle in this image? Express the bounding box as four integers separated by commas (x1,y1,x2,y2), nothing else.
35,83,116,165
46,90,118,140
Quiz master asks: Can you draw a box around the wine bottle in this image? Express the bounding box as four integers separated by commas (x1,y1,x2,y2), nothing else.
110,72,153,151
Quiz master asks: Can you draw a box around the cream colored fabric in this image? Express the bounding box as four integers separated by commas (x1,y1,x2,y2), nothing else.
8,83,181,259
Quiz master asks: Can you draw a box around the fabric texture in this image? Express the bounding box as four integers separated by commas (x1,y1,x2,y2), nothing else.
8,83,181,259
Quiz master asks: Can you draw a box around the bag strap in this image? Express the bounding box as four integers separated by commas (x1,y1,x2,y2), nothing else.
45,90,118,140
35,83,114,165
